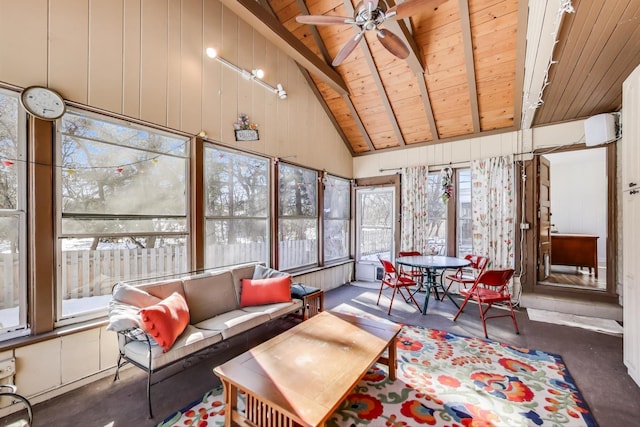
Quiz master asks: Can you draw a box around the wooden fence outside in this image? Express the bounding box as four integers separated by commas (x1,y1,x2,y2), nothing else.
0,241,319,309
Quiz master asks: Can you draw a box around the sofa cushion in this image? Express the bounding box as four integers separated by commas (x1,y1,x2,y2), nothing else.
240,276,292,307
138,279,185,301
241,300,303,320
112,282,162,308
193,309,270,339
183,270,237,324
139,292,190,351
122,325,223,371
230,262,262,302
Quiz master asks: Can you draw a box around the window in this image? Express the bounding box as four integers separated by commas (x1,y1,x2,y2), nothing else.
57,110,190,324
0,89,28,339
323,175,350,262
426,171,447,254
456,168,472,255
278,163,318,270
204,146,269,267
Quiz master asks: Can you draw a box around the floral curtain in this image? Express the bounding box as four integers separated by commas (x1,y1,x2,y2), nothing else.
401,166,431,253
471,155,515,269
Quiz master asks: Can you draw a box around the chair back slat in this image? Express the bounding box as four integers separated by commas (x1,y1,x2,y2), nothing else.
399,251,421,257
378,257,397,274
475,269,514,292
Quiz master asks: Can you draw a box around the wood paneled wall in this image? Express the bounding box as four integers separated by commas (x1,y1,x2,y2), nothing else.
0,0,352,176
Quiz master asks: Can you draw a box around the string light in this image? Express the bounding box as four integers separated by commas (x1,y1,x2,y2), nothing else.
522,0,575,126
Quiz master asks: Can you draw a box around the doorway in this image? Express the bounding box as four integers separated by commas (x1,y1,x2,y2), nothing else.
354,186,395,282
538,148,608,290
527,144,617,299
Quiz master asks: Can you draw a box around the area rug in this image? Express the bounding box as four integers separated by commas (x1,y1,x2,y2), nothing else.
157,324,597,427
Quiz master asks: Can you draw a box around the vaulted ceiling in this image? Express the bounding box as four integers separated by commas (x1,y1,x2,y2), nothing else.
222,0,640,156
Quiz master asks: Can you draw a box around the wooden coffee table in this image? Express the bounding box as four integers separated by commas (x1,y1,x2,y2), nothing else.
213,311,401,427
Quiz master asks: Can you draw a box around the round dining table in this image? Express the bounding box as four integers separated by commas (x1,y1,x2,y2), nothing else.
396,255,471,314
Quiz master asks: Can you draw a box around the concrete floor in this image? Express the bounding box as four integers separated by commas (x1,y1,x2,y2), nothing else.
19,282,640,427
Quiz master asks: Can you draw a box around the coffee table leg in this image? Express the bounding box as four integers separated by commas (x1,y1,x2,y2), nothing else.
388,336,397,381
221,379,237,427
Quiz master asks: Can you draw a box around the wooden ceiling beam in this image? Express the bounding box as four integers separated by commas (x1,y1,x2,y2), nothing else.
343,0,405,148
258,0,360,154
220,0,349,95
458,0,480,133
294,0,334,64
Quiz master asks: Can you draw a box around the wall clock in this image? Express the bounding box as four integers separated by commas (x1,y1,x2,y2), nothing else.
20,86,66,121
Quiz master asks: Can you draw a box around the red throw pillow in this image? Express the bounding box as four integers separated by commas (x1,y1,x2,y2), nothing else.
240,276,292,307
139,292,190,352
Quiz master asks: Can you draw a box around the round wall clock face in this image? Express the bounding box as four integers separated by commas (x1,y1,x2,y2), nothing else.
20,86,66,120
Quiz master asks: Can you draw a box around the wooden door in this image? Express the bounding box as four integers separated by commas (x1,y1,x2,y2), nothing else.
537,156,552,280
622,64,640,387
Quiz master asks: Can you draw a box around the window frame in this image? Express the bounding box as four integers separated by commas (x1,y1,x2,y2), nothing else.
322,173,351,263
426,170,448,255
203,144,271,268
0,88,29,340
54,108,191,326
276,161,319,271
455,168,473,257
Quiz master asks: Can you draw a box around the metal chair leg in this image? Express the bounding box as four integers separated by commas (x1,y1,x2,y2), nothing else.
0,385,33,426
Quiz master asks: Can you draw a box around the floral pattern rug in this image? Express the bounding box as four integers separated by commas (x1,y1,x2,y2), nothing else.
158,324,597,427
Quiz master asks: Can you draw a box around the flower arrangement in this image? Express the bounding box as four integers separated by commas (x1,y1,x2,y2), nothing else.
441,167,453,203
234,113,258,130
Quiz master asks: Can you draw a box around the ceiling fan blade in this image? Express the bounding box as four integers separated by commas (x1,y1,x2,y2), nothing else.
296,15,354,25
386,0,448,21
332,31,365,66
377,29,410,59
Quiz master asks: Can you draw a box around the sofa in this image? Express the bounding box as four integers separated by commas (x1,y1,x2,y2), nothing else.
106,262,304,418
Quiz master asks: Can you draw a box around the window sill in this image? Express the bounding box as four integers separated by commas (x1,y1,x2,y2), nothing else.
289,258,354,276
0,318,109,352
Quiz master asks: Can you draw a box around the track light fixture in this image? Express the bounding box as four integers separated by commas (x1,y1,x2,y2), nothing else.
206,47,287,100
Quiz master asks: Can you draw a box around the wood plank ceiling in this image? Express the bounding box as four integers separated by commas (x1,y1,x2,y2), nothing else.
532,0,640,126
234,0,640,156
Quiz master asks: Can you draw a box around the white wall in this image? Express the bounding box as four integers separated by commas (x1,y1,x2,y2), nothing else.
546,148,608,263
0,0,353,409
0,0,352,177
353,120,588,178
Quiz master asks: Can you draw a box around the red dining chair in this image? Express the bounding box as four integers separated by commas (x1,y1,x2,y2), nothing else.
441,254,489,300
376,257,422,315
397,251,423,284
453,269,519,339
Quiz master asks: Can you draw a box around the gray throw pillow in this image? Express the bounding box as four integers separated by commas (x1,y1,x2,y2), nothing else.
252,264,290,280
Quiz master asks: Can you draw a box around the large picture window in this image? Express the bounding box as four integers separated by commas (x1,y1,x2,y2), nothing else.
57,110,190,324
323,175,350,262
278,163,318,270
204,146,269,267
0,89,28,339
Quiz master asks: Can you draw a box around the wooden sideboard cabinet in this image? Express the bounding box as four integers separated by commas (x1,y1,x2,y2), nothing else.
550,233,599,278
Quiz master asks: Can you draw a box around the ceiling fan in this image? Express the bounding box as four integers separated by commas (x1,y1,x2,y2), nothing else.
296,0,447,66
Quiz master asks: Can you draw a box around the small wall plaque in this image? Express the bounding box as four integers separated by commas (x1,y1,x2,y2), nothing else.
235,129,259,141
